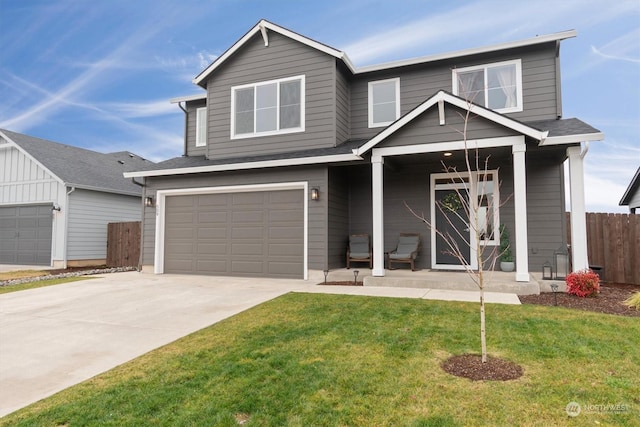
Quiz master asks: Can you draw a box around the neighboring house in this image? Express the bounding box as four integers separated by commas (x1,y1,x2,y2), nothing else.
619,167,640,213
0,129,152,267
125,20,603,281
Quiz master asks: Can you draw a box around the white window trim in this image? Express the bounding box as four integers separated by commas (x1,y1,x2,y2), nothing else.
230,75,305,139
368,77,400,128
195,107,207,147
452,59,523,113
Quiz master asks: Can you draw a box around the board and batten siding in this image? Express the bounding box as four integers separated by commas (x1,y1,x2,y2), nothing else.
350,42,559,140
66,189,141,260
203,31,337,160
0,141,63,204
185,98,207,157
142,166,329,271
335,63,351,144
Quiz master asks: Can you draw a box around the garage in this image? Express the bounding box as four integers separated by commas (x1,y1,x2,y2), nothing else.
163,189,304,278
0,205,52,265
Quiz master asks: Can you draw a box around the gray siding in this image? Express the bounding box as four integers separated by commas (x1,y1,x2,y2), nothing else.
525,147,567,271
327,167,349,268
184,99,207,157
351,43,559,140
378,105,518,149
67,189,141,260
335,63,351,144
143,166,328,270
204,32,337,160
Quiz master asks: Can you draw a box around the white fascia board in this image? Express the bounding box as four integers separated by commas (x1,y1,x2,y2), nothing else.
539,132,604,146
355,30,577,74
356,91,546,156
169,93,207,104
123,153,363,178
193,20,350,85
371,135,524,162
0,130,66,187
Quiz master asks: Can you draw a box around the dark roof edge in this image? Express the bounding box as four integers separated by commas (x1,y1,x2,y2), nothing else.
619,167,640,206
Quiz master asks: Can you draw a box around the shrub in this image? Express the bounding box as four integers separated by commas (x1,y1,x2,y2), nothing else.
565,269,600,298
623,292,640,310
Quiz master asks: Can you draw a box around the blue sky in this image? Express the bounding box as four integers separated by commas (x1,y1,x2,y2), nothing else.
0,0,638,213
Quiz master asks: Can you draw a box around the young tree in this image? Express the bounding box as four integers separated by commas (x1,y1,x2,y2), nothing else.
405,97,509,363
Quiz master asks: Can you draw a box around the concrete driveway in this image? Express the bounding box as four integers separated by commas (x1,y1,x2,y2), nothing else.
0,271,312,417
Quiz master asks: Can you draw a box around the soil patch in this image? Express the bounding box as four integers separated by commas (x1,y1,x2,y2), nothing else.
519,282,640,317
319,281,363,286
441,354,523,381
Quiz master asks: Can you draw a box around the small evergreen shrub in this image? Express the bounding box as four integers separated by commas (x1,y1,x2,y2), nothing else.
623,292,640,310
565,269,600,298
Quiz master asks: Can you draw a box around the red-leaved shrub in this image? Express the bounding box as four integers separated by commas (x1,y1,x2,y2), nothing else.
565,269,600,298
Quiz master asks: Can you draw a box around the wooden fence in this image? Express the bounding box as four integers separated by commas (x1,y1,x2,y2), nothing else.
567,213,640,285
106,221,141,268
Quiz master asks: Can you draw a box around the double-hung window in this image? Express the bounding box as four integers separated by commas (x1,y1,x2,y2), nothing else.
195,107,207,147
452,59,522,113
231,75,305,138
368,78,400,128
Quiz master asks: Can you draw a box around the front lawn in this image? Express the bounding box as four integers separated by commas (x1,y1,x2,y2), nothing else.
0,277,91,294
2,293,638,426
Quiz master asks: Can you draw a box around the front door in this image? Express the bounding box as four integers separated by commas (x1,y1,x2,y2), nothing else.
433,188,471,269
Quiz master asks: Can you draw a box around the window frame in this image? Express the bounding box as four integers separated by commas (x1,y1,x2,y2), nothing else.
195,107,207,147
230,75,305,139
368,77,401,128
452,59,523,113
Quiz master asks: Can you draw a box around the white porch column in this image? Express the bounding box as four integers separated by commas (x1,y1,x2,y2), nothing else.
566,146,589,271
372,155,385,276
512,142,530,282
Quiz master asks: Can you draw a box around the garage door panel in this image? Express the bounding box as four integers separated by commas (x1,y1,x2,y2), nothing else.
231,243,264,256
231,260,264,274
164,189,303,278
197,227,227,239
232,227,264,239
196,243,228,255
165,259,194,272
0,204,52,265
269,243,303,256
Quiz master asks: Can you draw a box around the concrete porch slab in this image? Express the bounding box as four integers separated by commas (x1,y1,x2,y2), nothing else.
316,268,541,295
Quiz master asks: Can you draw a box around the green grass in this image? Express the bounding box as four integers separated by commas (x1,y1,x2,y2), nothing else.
0,277,92,294
2,293,638,426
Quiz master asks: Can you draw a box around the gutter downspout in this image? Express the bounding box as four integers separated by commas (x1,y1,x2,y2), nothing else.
62,186,76,269
131,178,146,272
178,101,188,156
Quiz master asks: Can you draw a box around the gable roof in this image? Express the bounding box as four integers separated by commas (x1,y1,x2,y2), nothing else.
0,129,153,196
354,91,549,156
193,20,576,87
619,167,640,206
193,20,356,86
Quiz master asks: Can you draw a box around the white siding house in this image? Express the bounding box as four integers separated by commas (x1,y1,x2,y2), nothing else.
0,129,152,267
620,167,640,214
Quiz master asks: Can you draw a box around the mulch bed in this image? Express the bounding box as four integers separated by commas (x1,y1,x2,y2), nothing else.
519,282,640,317
442,354,523,381
319,281,364,286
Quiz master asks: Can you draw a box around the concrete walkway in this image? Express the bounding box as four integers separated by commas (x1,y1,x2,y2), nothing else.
0,271,519,417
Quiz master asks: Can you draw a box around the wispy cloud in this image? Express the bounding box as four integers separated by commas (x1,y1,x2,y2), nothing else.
100,100,177,119
590,28,640,64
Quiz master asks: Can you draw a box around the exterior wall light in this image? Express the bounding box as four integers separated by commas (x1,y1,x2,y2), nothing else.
311,188,319,201
145,196,154,207
51,204,61,212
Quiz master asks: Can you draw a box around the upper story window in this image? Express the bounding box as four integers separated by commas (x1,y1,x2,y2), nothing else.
368,78,400,128
231,75,305,139
452,59,522,113
195,107,207,147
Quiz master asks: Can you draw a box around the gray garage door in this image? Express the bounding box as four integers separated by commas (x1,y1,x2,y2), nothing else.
0,205,52,265
164,190,304,279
